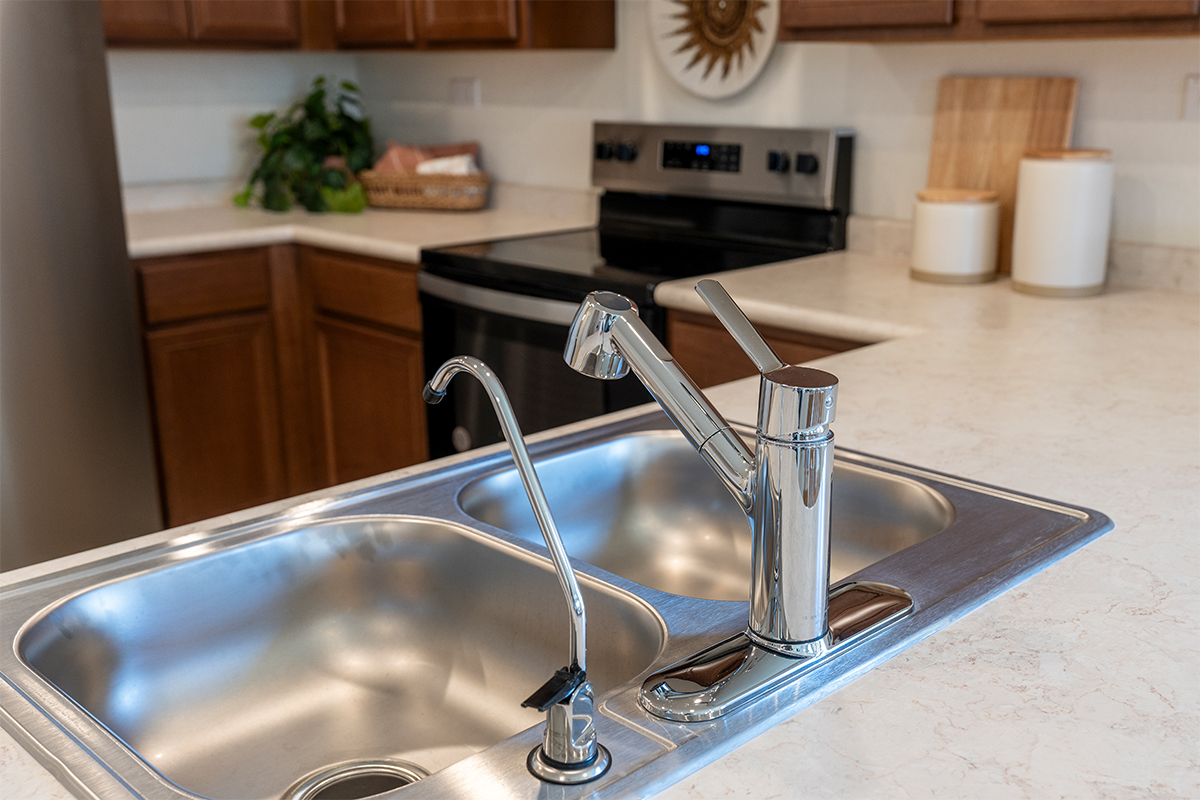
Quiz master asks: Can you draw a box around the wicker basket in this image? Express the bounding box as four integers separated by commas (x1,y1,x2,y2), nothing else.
359,170,490,211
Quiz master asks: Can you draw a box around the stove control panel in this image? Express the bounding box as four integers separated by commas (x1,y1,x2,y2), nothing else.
592,122,852,213
662,141,742,172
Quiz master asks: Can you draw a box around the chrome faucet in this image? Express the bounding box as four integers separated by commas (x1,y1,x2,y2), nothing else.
424,356,610,785
564,280,914,722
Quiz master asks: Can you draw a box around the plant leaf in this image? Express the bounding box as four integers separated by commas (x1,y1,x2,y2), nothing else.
321,183,367,213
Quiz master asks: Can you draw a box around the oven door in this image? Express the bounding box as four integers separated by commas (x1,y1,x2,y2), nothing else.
419,273,654,459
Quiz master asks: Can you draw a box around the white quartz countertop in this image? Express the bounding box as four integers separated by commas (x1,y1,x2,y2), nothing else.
3,250,1197,799
651,253,1200,799
123,202,594,262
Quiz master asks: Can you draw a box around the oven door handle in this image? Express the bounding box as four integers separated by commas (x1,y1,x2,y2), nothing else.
418,272,582,327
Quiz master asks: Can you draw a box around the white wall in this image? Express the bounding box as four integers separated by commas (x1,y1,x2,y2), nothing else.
107,50,357,186
354,2,1199,249
104,2,1199,249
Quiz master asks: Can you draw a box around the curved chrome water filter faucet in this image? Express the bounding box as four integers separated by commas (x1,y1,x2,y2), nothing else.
424,356,610,784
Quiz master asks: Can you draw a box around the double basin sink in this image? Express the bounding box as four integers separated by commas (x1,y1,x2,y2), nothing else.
0,412,1110,800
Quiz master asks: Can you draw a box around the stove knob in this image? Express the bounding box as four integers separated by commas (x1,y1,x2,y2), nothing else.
794,153,820,174
616,142,639,162
594,141,615,161
767,150,790,173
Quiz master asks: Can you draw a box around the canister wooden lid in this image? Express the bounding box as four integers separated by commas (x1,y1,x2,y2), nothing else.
1023,148,1112,160
916,187,999,203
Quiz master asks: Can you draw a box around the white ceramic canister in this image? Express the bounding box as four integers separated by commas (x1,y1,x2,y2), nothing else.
910,188,1000,284
1011,149,1113,297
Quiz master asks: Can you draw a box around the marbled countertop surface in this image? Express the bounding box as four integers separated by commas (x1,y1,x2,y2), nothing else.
3,249,1197,799
124,201,594,262
653,253,1199,799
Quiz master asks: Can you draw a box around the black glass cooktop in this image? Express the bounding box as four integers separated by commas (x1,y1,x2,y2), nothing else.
422,227,823,306
422,193,843,309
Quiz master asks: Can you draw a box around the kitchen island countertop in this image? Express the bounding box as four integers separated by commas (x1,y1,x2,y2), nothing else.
2,250,1197,798
650,252,1199,799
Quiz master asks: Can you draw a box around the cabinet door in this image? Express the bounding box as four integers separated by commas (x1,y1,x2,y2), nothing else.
335,0,416,44
312,316,428,486
101,0,191,42
781,0,953,29
190,0,300,43
145,314,288,526
416,0,519,43
977,0,1199,23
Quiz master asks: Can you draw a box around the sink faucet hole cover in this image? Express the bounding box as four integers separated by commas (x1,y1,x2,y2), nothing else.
281,759,429,800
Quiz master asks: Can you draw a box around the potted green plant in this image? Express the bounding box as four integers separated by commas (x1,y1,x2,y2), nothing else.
234,77,373,213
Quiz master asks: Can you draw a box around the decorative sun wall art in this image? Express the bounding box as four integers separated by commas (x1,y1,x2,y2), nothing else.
649,0,779,100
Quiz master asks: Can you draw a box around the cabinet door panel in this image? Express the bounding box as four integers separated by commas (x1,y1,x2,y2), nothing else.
139,249,271,325
313,316,427,485
146,315,288,526
335,0,416,44
417,0,519,43
101,0,191,42
305,248,421,332
190,0,300,42
977,0,1199,23
781,0,952,29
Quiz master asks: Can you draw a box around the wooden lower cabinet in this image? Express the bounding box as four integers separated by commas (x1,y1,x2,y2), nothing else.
668,310,864,389
312,317,427,485
144,314,288,526
135,245,428,528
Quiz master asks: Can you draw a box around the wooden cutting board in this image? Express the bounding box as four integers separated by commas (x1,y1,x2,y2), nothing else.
926,76,1078,274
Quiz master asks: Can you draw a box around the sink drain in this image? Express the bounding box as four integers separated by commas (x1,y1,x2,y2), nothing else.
283,759,429,800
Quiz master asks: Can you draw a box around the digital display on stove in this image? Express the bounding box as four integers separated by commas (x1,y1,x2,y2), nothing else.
661,141,741,172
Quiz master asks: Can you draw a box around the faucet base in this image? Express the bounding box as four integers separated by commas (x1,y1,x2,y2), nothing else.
639,582,914,722
527,744,611,785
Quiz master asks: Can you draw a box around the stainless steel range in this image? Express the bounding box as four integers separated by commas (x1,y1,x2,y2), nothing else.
420,121,854,457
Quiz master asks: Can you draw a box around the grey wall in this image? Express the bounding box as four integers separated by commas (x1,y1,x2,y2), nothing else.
1,0,161,571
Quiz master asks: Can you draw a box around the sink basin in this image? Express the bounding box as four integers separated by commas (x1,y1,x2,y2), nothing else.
16,517,663,800
459,430,956,600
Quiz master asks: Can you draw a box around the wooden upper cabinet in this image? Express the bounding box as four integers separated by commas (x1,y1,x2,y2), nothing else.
416,0,519,44
334,0,416,45
779,0,1199,39
101,0,191,43
782,0,953,30
977,0,1199,23
104,0,616,49
189,0,300,43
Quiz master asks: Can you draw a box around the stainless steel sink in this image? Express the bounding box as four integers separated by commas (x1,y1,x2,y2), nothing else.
0,411,1111,800
8,517,663,800
458,430,956,600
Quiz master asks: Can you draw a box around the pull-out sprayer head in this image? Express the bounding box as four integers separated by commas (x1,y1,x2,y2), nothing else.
563,292,635,379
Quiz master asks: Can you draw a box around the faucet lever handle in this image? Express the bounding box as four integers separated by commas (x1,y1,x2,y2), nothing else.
695,280,786,375
522,664,586,712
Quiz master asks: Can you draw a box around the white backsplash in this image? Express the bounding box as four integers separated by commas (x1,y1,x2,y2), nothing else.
106,1,1199,283
847,216,1199,293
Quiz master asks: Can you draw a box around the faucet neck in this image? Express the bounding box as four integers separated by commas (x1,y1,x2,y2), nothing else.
565,293,756,506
